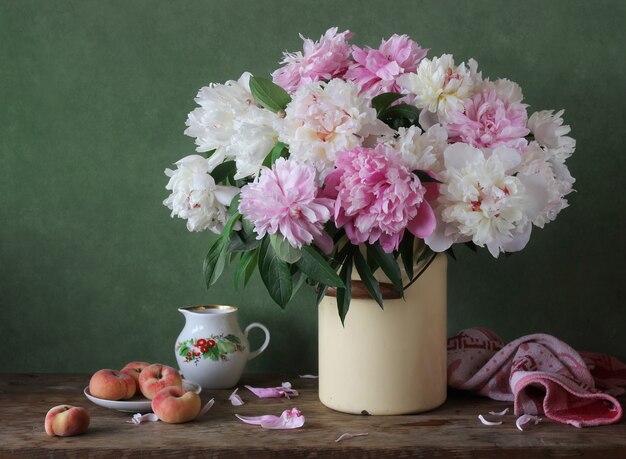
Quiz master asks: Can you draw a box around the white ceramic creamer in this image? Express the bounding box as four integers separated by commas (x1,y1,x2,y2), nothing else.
175,305,270,389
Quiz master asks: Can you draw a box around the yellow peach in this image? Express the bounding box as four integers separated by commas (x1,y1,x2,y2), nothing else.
151,386,201,423
89,369,136,400
138,364,182,400
44,405,90,437
120,361,151,386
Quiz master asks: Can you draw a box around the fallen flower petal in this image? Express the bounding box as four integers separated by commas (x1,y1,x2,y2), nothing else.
245,382,299,399
280,382,299,399
335,432,368,443
478,414,503,426
235,408,305,430
488,408,510,416
229,388,245,406
299,374,319,379
245,385,284,398
196,398,215,419
516,414,542,431
128,413,159,425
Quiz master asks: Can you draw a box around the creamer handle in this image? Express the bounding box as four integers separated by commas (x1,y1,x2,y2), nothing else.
244,323,270,360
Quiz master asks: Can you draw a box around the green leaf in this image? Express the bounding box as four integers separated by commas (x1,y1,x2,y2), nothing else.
371,92,404,115
270,234,302,263
220,213,241,248
331,243,354,269
178,346,189,357
229,227,261,252
203,237,228,287
336,254,353,325
416,245,434,263
234,248,259,288
217,339,236,354
464,241,478,253
367,243,403,294
224,334,240,344
315,283,328,306
380,103,420,121
249,76,291,113
353,249,383,309
208,347,219,361
262,142,289,168
228,194,241,216
242,249,259,286
211,160,237,184
290,271,306,301
296,246,345,288
272,142,288,162
399,232,415,279
413,170,442,184
446,246,457,261
259,237,293,308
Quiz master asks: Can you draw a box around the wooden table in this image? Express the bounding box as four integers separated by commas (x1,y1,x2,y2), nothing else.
1,374,625,458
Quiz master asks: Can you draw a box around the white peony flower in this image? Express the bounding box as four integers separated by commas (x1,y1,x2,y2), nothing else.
518,142,575,228
527,110,576,162
184,72,278,179
382,124,448,175
223,107,278,179
397,54,482,121
163,155,240,233
276,78,392,179
425,143,549,257
184,73,252,152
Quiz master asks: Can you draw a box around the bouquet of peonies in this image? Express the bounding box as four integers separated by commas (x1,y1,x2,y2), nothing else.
164,28,575,318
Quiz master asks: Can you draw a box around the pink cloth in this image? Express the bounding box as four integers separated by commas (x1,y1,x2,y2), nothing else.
447,328,626,427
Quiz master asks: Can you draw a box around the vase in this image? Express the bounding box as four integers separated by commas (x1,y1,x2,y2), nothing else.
175,305,270,389
318,253,447,415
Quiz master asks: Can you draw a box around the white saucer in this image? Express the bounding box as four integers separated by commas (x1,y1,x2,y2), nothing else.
84,379,202,413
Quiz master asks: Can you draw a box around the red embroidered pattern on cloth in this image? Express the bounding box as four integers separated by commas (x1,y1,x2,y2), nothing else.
447,328,626,427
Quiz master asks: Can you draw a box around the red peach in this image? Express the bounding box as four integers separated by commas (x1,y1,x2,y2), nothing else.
151,386,201,423
120,361,151,385
138,364,182,400
89,369,136,400
44,405,90,437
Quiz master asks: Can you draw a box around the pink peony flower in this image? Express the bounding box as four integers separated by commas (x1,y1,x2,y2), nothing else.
444,88,529,151
323,145,436,253
239,158,334,253
346,34,428,98
271,27,353,94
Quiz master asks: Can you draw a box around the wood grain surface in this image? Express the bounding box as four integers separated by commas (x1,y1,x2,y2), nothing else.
1,373,625,458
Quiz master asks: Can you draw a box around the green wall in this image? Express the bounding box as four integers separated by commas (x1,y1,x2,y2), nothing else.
1,0,624,374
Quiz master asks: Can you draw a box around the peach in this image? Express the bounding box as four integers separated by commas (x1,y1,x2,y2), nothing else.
89,369,136,400
44,405,90,437
151,386,201,423
138,364,183,400
120,361,151,385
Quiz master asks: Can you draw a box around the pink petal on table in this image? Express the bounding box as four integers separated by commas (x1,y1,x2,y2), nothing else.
128,413,159,424
299,374,319,379
196,398,215,419
478,414,502,426
236,408,305,430
335,432,368,443
229,388,245,406
516,414,542,431
245,385,284,398
488,408,510,416
280,382,299,399
236,414,278,426
245,382,299,399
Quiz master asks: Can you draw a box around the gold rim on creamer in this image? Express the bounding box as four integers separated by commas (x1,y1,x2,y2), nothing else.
180,305,238,312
